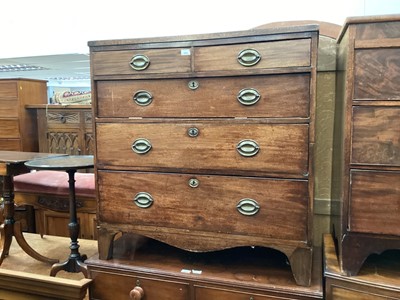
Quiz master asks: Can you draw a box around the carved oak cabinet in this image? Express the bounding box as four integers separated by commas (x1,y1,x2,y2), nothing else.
332,15,400,276
89,24,318,296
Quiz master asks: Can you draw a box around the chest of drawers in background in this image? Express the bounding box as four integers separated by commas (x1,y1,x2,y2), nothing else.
88,25,318,294
332,15,400,276
0,78,47,152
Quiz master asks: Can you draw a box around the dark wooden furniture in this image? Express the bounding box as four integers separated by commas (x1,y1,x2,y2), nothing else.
89,24,318,288
0,151,63,265
24,104,96,239
324,233,400,299
332,14,400,276
25,155,94,278
27,104,94,156
87,234,322,300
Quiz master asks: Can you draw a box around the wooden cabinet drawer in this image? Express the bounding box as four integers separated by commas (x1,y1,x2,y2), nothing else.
96,74,310,118
96,122,309,177
92,48,192,76
194,39,311,72
46,111,80,125
354,48,400,100
0,119,19,138
195,285,297,300
0,139,20,151
0,81,17,98
98,171,308,241
349,170,400,236
89,269,189,300
352,106,400,166
0,100,18,118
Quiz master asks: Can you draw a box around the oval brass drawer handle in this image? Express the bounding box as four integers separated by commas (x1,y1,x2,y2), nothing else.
133,90,153,106
236,198,260,216
129,54,150,71
237,88,261,106
237,49,261,67
236,139,260,157
129,286,144,300
133,192,153,209
131,138,152,155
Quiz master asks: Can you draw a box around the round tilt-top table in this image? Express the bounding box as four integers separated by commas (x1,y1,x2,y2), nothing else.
25,155,94,278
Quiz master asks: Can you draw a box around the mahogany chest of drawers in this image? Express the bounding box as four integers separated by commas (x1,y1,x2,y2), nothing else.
332,15,400,275
89,25,318,291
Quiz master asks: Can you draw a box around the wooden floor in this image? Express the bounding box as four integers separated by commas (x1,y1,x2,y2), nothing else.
0,232,98,299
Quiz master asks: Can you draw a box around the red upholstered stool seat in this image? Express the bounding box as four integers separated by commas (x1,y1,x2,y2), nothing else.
14,171,95,198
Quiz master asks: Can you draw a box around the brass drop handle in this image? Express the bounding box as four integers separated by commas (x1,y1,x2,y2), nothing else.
237,198,260,216
237,49,261,67
236,140,260,157
133,90,153,106
132,138,152,155
130,54,150,71
237,88,261,106
129,286,144,300
134,192,154,208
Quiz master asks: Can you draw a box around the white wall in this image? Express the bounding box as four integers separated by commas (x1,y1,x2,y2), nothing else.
1,0,400,59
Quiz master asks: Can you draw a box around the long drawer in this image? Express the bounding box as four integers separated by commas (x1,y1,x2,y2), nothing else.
96,122,309,177
352,106,400,167
0,119,19,138
91,39,311,76
96,74,310,118
349,170,400,236
89,268,190,300
0,100,18,118
0,139,20,151
98,171,308,241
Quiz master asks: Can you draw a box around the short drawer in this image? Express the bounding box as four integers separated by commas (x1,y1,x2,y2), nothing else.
0,120,19,138
98,171,308,241
89,268,189,300
352,106,400,167
91,48,191,76
96,122,309,177
46,111,80,124
96,74,310,118
0,82,17,98
349,170,400,236
194,39,311,72
0,100,18,118
354,48,400,100
0,139,20,151
195,285,297,300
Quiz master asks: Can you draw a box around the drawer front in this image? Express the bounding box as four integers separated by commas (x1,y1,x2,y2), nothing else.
195,286,296,300
0,139,20,151
46,111,80,125
96,122,309,177
90,269,189,300
0,100,18,118
98,171,308,241
96,74,310,118
354,48,400,100
92,48,191,76
0,120,19,138
0,82,17,98
330,285,391,300
350,171,400,236
352,106,400,167
194,39,311,72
